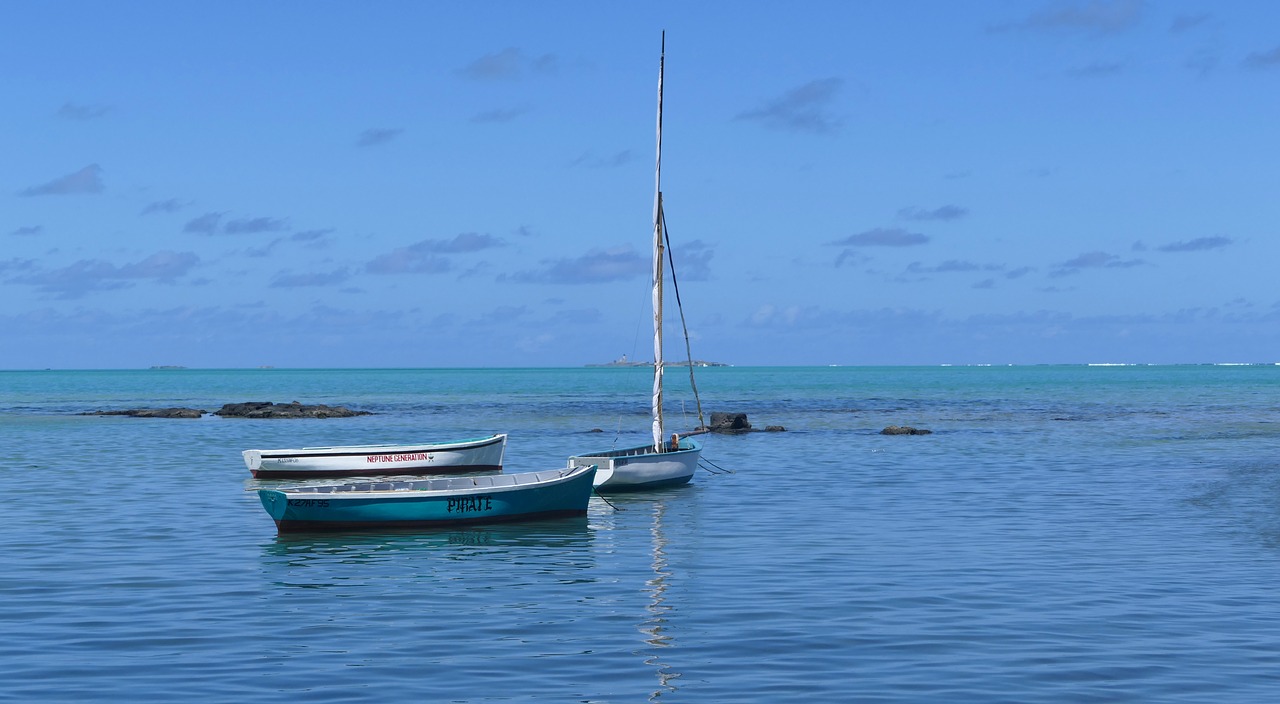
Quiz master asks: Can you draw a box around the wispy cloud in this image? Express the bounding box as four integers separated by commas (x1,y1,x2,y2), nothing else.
243,229,336,258
19,164,104,196
270,268,351,288
747,303,824,328
736,78,844,135
671,239,715,281
1051,250,1145,276
570,150,634,169
183,212,289,235
457,48,558,80
906,260,1001,275
898,205,968,222
364,234,502,275
1244,46,1280,70
224,217,289,234
478,305,530,324
57,102,110,120
183,212,224,235
10,225,43,236
291,229,334,246
8,251,200,298
1062,251,1120,268
366,249,451,275
991,0,1144,35
357,128,403,147
1169,13,1209,33
506,246,646,284
1068,61,1125,77
1156,236,1233,252
243,240,283,258
0,258,38,274
835,250,870,268
470,107,529,124
830,228,930,247
1184,50,1220,77
141,198,186,215
427,232,506,253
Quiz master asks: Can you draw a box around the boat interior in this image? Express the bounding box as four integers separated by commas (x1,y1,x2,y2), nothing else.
284,467,583,494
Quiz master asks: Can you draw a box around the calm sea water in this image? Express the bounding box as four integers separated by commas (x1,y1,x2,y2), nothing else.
3,365,1280,702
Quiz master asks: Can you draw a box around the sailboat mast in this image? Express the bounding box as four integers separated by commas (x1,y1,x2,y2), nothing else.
651,32,666,453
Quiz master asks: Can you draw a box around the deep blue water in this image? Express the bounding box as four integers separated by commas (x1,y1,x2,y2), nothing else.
3,366,1280,702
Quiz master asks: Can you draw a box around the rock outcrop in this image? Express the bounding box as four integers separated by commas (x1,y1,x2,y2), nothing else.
80,401,373,419
696,412,785,433
80,408,206,419
213,401,371,419
707,412,752,433
880,425,933,435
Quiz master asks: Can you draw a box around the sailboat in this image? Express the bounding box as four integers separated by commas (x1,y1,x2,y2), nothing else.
568,34,703,493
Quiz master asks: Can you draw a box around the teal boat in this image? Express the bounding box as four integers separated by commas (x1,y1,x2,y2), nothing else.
257,464,596,533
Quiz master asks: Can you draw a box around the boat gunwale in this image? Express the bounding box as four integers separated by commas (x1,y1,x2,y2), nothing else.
263,465,595,500
570,438,701,461
253,433,506,459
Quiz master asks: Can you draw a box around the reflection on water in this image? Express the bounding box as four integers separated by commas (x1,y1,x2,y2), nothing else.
641,498,680,701
263,515,593,564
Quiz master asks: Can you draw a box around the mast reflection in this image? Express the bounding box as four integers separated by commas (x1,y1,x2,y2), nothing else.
641,498,680,701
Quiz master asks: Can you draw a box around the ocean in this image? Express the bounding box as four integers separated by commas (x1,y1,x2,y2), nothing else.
2,365,1280,702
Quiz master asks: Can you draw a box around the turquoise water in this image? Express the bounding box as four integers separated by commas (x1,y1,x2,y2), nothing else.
3,366,1280,701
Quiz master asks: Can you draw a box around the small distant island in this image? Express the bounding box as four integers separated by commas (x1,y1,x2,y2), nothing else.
587,354,729,368
148,365,188,370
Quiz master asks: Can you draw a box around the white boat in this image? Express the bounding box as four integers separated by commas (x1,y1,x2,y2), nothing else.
569,35,704,493
243,433,506,479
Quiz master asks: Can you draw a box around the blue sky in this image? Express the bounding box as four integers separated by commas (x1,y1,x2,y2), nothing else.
3,0,1279,368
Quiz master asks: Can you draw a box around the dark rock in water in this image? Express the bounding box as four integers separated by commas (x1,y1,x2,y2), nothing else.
708,412,753,433
697,412,789,434
81,407,206,419
213,401,275,417
79,401,372,419
881,425,932,435
214,401,372,419
588,428,604,433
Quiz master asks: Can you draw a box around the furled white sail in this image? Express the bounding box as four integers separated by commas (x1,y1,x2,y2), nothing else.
651,34,666,453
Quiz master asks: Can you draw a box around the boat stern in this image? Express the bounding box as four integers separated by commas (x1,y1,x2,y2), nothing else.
243,450,262,473
568,453,615,486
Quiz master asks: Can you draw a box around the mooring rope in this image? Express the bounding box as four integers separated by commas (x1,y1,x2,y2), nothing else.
699,457,735,474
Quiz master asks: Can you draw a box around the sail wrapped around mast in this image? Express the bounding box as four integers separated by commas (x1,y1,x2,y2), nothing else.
651,35,666,452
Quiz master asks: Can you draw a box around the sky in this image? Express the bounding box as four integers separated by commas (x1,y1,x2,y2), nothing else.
3,0,1279,368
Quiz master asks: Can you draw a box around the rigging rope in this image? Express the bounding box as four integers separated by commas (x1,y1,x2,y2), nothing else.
660,206,707,431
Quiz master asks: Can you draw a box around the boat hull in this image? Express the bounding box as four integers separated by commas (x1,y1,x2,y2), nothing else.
258,465,596,533
569,438,700,493
243,434,506,479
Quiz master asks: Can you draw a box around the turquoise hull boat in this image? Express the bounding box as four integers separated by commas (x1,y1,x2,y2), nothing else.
257,464,596,533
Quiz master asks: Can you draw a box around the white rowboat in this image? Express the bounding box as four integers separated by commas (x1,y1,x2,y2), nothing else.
243,433,506,479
